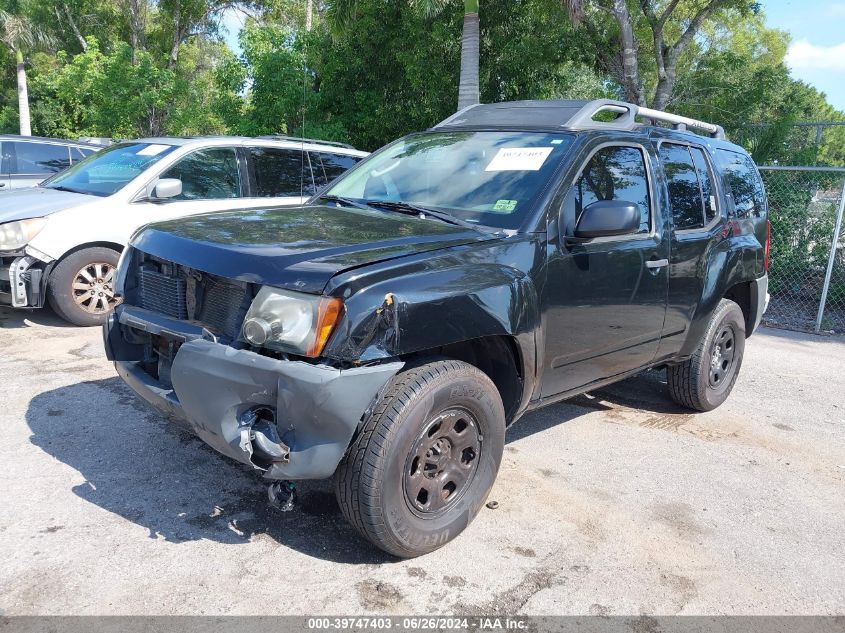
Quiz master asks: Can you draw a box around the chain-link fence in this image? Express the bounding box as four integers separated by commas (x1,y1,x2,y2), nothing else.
760,166,845,334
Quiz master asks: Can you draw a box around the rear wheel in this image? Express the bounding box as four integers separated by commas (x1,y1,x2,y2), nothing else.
668,298,745,411
335,359,505,558
48,247,121,326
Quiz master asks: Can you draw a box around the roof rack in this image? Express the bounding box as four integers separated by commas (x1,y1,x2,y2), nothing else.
256,134,356,150
567,100,726,139
432,99,727,140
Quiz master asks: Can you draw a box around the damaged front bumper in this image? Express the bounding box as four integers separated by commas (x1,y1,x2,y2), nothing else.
0,252,51,308
104,305,403,480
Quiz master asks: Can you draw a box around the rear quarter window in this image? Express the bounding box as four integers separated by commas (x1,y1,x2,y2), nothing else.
715,149,766,218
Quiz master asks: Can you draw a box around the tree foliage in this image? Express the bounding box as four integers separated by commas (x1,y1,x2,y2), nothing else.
0,0,840,164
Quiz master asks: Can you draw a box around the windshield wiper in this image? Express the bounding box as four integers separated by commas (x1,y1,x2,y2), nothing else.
46,185,86,195
364,200,479,231
317,194,372,210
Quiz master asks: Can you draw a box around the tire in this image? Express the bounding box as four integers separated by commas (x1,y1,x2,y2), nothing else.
667,298,746,412
47,247,121,327
335,359,506,558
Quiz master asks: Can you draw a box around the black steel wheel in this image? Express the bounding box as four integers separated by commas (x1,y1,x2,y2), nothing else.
335,359,505,558
668,298,746,411
708,324,737,388
403,408,482,517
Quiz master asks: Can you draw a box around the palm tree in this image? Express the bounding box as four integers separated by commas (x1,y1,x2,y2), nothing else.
0,10,55,136
329,0,480,111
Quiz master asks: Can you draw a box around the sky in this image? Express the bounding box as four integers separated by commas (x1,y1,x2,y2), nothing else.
767,0,845,111
221,1,845,112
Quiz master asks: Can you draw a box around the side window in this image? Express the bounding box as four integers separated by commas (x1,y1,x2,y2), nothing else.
160,147,241,200
0,142,11,174
250,147,314,197
569,145,651,235
309,152,327,189
73,147,96,161
716,149,765,218
318,152,361,183
690,147,718,224
659,143,705,230
11,142,71,174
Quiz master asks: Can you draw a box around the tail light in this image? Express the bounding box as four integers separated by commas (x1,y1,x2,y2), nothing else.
764,220,771,272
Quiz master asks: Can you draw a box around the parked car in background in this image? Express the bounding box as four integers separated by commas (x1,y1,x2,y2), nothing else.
104,100,769,557
0,136,367,325
0,135,102,189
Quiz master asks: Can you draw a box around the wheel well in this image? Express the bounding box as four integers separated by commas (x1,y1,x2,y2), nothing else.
403,336,524,424
55,242,124,266
724,281,752,335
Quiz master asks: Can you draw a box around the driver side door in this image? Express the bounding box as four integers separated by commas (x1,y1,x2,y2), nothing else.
133,146,259,227
539,141,669,398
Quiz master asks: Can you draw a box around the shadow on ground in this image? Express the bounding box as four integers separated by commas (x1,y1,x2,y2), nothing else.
0,305,76,329
26,370,681,564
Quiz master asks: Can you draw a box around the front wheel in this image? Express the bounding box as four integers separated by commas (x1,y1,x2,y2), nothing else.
668,298,746,412
335,359,505,558
47,247,122,326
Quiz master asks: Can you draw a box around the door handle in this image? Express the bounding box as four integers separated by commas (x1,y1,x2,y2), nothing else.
645,258,669,269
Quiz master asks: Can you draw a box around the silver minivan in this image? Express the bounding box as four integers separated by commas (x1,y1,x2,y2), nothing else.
0,135,102,189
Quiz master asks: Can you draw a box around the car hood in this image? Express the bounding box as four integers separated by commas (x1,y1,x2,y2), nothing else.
131,205,498,293
0,186,95,223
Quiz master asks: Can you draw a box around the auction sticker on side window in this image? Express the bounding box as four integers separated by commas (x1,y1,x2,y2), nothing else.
485,147,553,171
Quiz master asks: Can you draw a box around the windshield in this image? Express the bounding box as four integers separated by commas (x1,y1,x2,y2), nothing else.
41,142,177,197
324,131,574,229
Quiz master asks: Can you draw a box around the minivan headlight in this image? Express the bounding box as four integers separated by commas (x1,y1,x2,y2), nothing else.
241,287,343,357
0,218,47,251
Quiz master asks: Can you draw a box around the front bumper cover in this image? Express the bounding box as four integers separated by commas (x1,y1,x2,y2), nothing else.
106,308,403,480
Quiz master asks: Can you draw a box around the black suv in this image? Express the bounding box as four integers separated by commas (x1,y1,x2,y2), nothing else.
105,100,770,557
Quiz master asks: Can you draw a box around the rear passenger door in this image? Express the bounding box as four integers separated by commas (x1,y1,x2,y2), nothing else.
246,146,315,205
655,141,724,356
7,141,72,188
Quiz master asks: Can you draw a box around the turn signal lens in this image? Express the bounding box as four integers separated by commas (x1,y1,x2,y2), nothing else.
308,297,344,357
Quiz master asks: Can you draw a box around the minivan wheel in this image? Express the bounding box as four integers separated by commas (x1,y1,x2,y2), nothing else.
335,359,505,558
667,298,746,412
48,247,121,326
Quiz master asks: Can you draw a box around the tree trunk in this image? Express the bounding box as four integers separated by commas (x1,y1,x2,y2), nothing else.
611,0,645,106
169,0,181,69
126,0,146,65
457,0,480,111
62,3,88,51
16,50,31,136
306,0,313,31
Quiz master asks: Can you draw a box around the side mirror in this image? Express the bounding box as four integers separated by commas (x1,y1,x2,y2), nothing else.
573,200,640,239
152,178,182,200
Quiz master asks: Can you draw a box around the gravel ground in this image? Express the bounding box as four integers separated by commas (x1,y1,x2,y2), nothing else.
0,305,843,616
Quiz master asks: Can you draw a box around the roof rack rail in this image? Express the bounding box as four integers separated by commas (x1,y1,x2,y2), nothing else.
431,99,727,140
566,99,726,139
256,134,356,150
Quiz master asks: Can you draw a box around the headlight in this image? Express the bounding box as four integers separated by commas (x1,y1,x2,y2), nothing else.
241,287,343,357
0,218,48,251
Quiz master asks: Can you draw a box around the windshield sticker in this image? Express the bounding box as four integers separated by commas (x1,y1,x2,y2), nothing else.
137,144,171,156
485,147,553,172
492,199,518,212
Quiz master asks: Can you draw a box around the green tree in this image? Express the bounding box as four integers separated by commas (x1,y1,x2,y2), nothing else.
0,7,54,135
328,0,481,111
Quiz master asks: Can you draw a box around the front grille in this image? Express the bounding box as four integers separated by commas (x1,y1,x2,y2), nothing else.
133,255,249,340
197,277,246,338
139,268,187,319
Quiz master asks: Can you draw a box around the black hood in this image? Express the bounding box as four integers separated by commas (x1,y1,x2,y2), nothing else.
131,205,496,293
